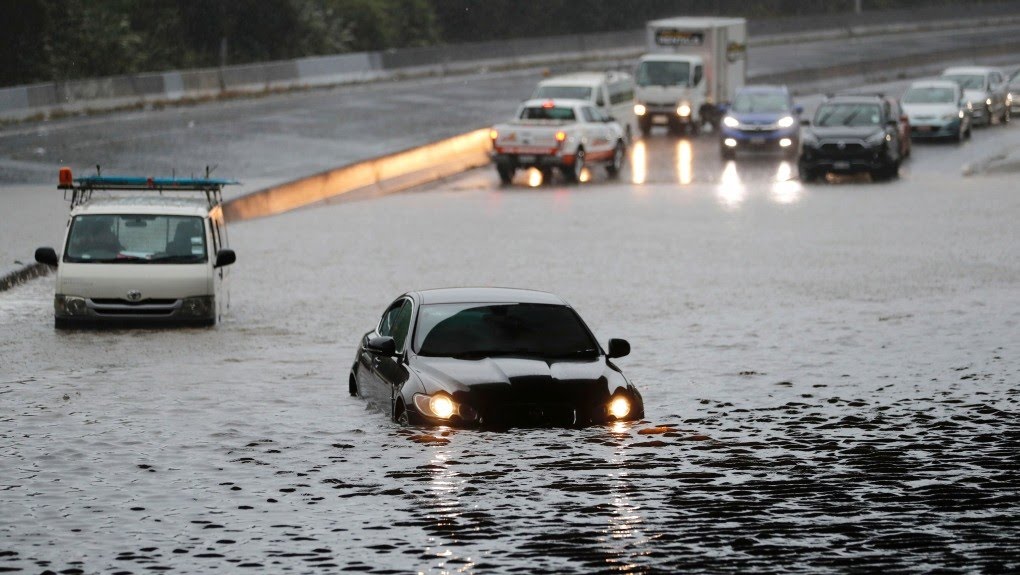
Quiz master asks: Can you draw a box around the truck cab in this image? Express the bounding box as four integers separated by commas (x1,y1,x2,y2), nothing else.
634,17,747,137
34,169,238,328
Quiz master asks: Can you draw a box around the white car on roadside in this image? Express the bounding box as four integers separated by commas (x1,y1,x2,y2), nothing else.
489,99,627,184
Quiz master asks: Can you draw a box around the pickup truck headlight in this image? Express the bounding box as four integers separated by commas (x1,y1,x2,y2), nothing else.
55,295,87,316
634,103,646,116
722,116,740,128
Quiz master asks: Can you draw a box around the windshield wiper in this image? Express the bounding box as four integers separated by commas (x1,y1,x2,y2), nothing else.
841,107,862,126
149,255,202,263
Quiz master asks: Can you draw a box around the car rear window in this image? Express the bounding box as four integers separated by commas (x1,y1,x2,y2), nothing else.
520,106,576,121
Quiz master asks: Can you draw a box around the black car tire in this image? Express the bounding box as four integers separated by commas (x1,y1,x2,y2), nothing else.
496,164,514,185
606,141,625,177
563,148,585,183
721,145,736,160
349,373,358,397
539,167,554,185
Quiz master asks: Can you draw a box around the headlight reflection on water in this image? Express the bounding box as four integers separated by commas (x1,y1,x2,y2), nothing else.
771,161,804,205
676,140,693,185
631,140,647,185
716,161,745,209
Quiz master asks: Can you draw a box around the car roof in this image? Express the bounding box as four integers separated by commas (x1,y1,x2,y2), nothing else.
414,287,567,305
520,98,589,108
738,84,789,94
70,195,212,217
536,71,631,87
942,66,996,75
824,94,885,104
907,79,960,90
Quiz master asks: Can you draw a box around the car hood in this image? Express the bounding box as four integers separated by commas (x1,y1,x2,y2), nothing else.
730,111,790,125
57,262,211,299
805,126,884,140
902,103,957,118
963,89,988,103
411,355,626,404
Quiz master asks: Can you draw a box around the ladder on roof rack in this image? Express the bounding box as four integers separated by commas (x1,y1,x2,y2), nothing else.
58,167,239,210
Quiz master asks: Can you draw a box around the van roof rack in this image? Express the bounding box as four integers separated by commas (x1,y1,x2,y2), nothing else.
58,166,238,210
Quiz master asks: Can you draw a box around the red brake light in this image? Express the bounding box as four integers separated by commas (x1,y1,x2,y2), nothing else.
555,131,566,142
542,100,555,109
58,166,73,188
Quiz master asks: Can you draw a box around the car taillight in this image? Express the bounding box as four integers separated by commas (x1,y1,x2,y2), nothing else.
555,131,566,143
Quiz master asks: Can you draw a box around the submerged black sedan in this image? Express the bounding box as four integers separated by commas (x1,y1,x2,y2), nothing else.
349,288,644,427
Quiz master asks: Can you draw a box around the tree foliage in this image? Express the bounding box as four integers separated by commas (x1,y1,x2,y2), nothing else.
0,0,998,87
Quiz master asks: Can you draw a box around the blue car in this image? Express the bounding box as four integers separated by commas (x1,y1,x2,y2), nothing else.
720,85,802,159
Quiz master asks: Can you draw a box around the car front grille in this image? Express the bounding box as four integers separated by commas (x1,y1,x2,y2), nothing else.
817,141,871,159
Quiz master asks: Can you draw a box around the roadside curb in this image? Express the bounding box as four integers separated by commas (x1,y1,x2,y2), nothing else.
0,261,50,292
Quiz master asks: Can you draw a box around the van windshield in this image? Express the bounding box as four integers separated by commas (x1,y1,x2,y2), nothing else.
637,61,690,87
532,86,593,101
64,214,207,264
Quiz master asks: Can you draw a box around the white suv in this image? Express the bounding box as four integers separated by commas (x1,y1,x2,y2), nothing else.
531,71,637,141
35,169,237,328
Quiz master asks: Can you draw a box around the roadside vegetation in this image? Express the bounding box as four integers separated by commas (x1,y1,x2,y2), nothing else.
0,0,1001,87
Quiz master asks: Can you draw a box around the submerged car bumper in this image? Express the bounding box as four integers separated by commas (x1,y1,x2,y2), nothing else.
54,295,215,327
799,146,892,172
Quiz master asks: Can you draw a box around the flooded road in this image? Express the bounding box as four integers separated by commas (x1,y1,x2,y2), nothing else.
3,114,1020,572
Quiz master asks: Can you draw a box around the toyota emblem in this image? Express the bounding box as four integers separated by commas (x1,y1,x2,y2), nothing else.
837,141,846,149
126,290,142,302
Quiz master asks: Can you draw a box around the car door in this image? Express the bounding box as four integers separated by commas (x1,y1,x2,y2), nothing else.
374,299,414,416
583,106,614,157
359,300,405,408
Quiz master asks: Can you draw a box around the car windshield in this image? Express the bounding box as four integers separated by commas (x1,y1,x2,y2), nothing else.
636,61,690,87
731,92,789,113
63,214,207,264
414,302,599,359
942,74,986,90
814,103,883,127
532,86,592,101
902,86,956,104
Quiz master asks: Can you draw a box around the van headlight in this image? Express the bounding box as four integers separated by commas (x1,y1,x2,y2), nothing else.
634,103,646,116
180,295,214,317
55,295,87,316
676,103,692,117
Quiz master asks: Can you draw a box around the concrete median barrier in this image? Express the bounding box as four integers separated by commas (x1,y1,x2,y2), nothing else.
223,129,493,222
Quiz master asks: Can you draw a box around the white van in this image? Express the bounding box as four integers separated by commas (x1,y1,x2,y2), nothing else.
532,71,637,141
34,169,237,328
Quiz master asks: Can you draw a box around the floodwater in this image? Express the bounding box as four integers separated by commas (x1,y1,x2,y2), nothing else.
3,118,1020,573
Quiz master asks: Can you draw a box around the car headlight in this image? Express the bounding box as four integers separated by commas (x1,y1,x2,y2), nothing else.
676,103,692,117
986,98,992,107
777,115,795,128
180,295,214,317
607,396,631,419
55,294,87,316
412,392,478,421
722,116,740,128
634,103,646,116
801,131,819,148
865,131,889,147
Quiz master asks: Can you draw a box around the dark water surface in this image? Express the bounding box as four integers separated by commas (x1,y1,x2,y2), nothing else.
3,133,1020,572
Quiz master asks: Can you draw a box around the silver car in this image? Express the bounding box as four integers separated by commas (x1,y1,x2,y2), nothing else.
901,80,972,142
940,66,1011,126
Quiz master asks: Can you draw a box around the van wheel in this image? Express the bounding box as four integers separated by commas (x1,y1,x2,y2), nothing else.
606,142,625,177
563,148,585,183
496,165,514,185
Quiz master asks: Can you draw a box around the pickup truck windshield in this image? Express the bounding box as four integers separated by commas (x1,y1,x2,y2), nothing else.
520,106,576,120
533,86,592,101
902,87,956,104
415,303,599,359
64,214,207,264
637,61,690,87
732,92,788,113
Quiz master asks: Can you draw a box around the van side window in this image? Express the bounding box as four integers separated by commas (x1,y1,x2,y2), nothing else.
608,81,634,105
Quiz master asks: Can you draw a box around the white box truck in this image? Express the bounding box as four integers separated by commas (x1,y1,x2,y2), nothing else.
634,17,747,136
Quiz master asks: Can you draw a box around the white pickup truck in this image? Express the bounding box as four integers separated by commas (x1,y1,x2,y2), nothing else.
489,99,627,184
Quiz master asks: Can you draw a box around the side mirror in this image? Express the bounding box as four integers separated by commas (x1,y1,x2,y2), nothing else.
607,338,630,359
367,336,396,356
35,247,58,267
214,249,236,268
800,118,811,126
794,105,804,115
